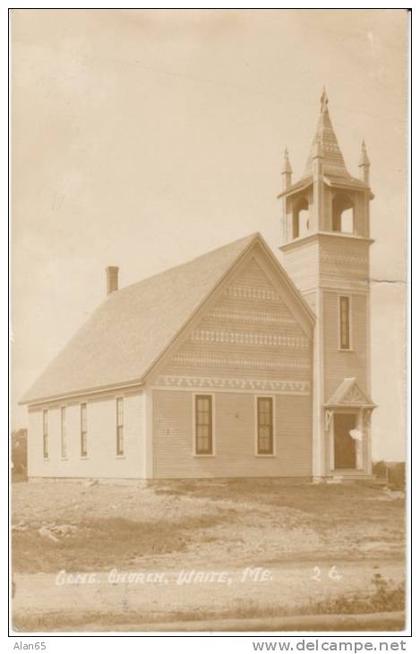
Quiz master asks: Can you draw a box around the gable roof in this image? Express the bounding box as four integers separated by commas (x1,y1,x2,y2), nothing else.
21,233,313,405
325,377,376,409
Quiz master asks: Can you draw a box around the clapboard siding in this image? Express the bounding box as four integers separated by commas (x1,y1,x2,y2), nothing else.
27,392,145,479
323,291,368,400
153,390,312,479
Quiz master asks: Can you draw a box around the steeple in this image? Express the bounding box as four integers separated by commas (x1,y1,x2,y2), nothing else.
278,89,374,242
278,90,376,481
281,147,292,190
303,88,351,179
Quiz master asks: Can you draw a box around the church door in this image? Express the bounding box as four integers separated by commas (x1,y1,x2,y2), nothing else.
334,413,357,469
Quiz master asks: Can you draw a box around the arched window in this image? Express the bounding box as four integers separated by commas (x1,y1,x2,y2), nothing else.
332,193,354,234
292,196,309,239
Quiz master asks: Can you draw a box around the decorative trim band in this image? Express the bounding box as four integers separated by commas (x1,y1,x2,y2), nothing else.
154,375,311,394
207,309,296,326
170,353,311,371
224,286,279,301
191,329,309,349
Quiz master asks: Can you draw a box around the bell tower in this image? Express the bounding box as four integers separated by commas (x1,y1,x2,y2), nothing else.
279,90,376,479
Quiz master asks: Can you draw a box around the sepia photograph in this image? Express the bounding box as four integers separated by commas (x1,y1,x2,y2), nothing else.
10,8,409,634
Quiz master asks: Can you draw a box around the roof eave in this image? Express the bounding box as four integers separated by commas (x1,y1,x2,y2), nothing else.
20,379,145,407
276,178,313,199
324,402,377,409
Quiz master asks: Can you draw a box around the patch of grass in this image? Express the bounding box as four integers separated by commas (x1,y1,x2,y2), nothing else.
12,515,226,573
307,573,405,616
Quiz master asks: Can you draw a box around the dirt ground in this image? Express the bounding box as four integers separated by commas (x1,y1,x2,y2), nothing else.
11,478,406,632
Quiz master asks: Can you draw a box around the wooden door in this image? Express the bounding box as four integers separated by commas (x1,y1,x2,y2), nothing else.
334,413,357,469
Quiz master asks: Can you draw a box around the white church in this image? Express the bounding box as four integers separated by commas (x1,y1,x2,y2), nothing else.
22,90,376,480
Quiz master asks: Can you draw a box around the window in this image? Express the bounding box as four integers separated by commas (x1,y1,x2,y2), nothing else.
195,395,213,455
80,403,88,457
339,296,351,350
116,398,124,456
332,193,354,234
61,407,67,459
42,410,48,459
257,397,274,455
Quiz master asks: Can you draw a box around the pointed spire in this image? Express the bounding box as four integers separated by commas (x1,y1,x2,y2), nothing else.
303,89,350,179
358,140,370,184
282,147,292,190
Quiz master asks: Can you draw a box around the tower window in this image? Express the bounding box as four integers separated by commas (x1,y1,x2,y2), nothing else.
339,296,351,350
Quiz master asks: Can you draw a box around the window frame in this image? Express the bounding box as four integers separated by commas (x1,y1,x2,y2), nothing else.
338,295,352,351
193,393,215,457
42,409,48,460
255,395,276,457
60,406,67,460
80,403,88,458
116,397,124,457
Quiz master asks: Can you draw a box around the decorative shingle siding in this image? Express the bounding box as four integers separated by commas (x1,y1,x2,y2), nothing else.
153,390,312,479
156,257,312,387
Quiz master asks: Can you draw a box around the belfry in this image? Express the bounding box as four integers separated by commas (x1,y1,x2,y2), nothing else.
279,89,376,478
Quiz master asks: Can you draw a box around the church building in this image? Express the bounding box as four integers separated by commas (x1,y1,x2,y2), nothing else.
21,91,376,480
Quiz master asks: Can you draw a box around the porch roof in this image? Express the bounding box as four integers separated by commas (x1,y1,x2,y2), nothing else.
325,377,376,409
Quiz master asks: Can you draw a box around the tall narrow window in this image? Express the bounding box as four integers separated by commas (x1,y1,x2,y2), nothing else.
61,407,67,459
42,410,48,459
80,403,88,457
116,398,124,456
339,296,351,350
257,397,274,455
195,395,213,455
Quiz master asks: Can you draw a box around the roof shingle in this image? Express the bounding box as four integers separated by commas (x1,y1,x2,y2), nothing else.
21,234,260,404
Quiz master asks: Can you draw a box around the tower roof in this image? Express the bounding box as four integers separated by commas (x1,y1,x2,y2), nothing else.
277,89,371,198
303,88,351,178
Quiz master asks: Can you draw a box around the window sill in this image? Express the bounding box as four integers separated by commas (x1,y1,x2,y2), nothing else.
61,458,68,462
338,348,354,352
80,456,89,460
193,453,216,458
255,454,276,458
116,455,126,459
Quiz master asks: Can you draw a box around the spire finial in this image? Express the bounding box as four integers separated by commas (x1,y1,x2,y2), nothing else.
281,146,292,190
358,139,370,183
359,139,370,166
282,147,292,174
320,87,328,113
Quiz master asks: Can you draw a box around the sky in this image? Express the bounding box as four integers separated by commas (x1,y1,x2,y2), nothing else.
11,9,408,460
